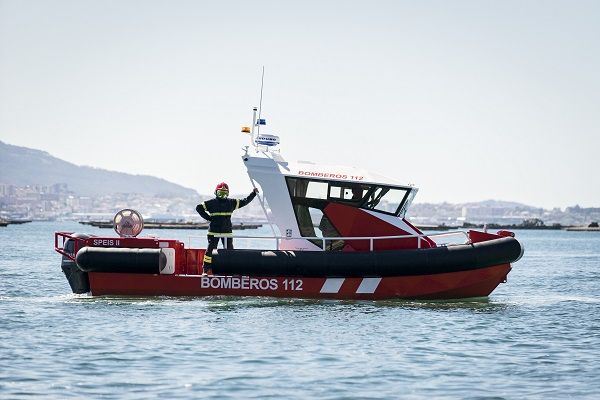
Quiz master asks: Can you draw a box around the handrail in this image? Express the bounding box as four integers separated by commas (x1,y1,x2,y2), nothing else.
189,230,470,251
54,231,86,261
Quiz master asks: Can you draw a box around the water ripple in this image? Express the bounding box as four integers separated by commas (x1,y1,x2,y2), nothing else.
1,224,600,399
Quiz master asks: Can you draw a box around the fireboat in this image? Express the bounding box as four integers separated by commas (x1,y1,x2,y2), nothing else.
55,108,524,299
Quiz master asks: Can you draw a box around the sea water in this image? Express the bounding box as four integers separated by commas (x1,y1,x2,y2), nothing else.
1,222,599,399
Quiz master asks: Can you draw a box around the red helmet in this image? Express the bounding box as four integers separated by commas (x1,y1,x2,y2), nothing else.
215,182,229,192
215,182,229,198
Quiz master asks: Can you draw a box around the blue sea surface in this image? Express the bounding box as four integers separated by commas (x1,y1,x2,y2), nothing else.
1,222,599,399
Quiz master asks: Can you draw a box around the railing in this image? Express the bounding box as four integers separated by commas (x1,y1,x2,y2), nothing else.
55,230,470,257
54,232,84,261
188,230,470,251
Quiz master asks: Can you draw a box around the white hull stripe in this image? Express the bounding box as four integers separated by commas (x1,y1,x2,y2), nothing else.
356,278,382,294
319,277,382,294
320,278,345,293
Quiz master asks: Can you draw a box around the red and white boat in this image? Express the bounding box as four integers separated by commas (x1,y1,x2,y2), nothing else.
55,108,524,299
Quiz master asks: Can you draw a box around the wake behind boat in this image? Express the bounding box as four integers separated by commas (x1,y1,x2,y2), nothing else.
54,107,524,299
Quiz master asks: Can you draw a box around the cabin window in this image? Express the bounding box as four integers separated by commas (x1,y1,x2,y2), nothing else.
305,181,328,199
287,178,328,200
286,178,344,250
328,183,370,204
363,187,409,214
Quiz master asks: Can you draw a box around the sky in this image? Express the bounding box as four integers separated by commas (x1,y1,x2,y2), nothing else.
1,0,599,209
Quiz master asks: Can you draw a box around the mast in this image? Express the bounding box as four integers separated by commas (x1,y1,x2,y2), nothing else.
257,66,265,137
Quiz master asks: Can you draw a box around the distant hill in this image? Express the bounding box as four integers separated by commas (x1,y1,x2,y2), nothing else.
0,141,198,197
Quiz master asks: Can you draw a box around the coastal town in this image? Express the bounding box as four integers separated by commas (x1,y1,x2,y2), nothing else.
1,182,598,229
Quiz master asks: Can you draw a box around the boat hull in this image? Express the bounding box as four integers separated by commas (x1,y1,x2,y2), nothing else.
87,263,511,299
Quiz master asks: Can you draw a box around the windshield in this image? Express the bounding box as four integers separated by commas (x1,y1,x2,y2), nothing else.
287,177,411,217
286,177,412,249
363,186,410,214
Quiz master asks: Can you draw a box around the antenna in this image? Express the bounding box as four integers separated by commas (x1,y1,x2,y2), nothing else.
257,66,265,135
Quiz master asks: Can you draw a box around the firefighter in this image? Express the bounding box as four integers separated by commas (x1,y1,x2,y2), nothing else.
195,182,258,275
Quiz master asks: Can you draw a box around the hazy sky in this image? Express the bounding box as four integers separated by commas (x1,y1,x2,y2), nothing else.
1,0,599,209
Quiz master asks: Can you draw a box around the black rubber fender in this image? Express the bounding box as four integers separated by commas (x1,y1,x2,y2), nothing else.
75,247,166,274
211,237,524,277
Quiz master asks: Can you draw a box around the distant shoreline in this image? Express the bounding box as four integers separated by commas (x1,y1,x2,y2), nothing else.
2,219,598,232
78,220,263,230
419,223,599,231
